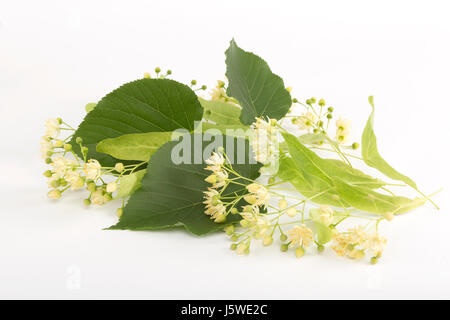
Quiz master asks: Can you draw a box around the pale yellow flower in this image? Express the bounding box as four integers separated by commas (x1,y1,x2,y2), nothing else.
295,112,317,131
364,234,387,257
91,189,107,205
106,181,118,193
287,224,313,247
318,205,334,225
84,159,101,180
45,118,60,138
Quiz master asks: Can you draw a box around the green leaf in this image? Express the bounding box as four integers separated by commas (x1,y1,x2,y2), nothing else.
198,98,242,126
115,170,147,199
282,132,384,189
109,134,262,235
71,78,203,167
278,156,348,207
225,39,292,125
314,221,333,245
96,132,174,161
362,96,417,189
85,103,97,113
333,177,424,215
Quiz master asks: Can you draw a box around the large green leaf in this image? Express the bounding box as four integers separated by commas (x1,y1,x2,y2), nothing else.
361,96,417,189
97,132,173,161
225,39,292,125
282,132,384,189
333,177,424,215
198,98,243,126
71,78,203,167
109,134,262,235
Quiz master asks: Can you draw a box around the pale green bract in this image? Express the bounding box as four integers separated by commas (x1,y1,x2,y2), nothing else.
115,170,147,199
362,96,417,189
198,98,243,126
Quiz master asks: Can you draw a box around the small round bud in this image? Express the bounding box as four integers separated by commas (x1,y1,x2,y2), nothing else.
190,80,197,85
370,257,378,265
114,163,124,173
268,176,276,184
263,235,273,246
384,212,394,221
306,99,312,105
201,85,207,90
214,214,226,223
87,182,96,192
46,151,53,157
103,193,113,202
230,235,239,242
224,225,234,235
75,137,83,144
45,158,52,164
43,170,52,178
54,140,63,148
154,67,161,73
230,243,237,250
59,179,68,187
352,142,360,150
313,128,319,134
230,208,239,215
166,70,172,75
81,146,88,154
326,114,332,119
106,181,117,193
327,107,334,113
295,247,305,258
205,174,217,184
83,199,91,206
236,243,248,255
280,234,288,242
143,72,151,79
50,179,61,188
310,97,317,104
292,98,298,103
318,121,324,127
317,245,325,253
286,87,292,93
117,208,124,217
63,143,72,151
47,189,61,199
318,98,325,106
286,207,297,217
280,244,289,252
278,199,288,210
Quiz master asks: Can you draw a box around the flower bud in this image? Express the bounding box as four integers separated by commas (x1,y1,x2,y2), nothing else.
45,158,52,164
230,208,239,215
280,234,288,242
310,97,317,104
240,219,250,228
106,181,117,193
43,170,52,178
205,174,217,184
167,70,172,75
154,67,161,73
214,214,226,223
75,137,83,144
230,243,237,250
318,98,325,106
201,85,207,90
263,235,273,246
231,235,239,242
317,245,325,253
280,244,289,252
384,212,394,221
83,199,91,206
143,72,151,79
295,247,305,258
286,207,297,217
278,199,288,210
327,107,334,112
352,142,360,150
103,193,113,202
244,195,257,205
236,243,248,255
268,176,276,184
114,163,124,173
327,114,332,119
87,182,96,192
54,140,63,148
370,257,378,265
63,143,72,151
224,225,234,235
47,189,61,199
190,80,197,85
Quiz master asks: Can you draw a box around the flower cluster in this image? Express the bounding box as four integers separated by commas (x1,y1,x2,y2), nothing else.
210,80,232,103
331,226,387,264
41,118,141,215
250,117,279,174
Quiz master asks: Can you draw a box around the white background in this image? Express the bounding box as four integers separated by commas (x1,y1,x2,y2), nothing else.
1,0,449,299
